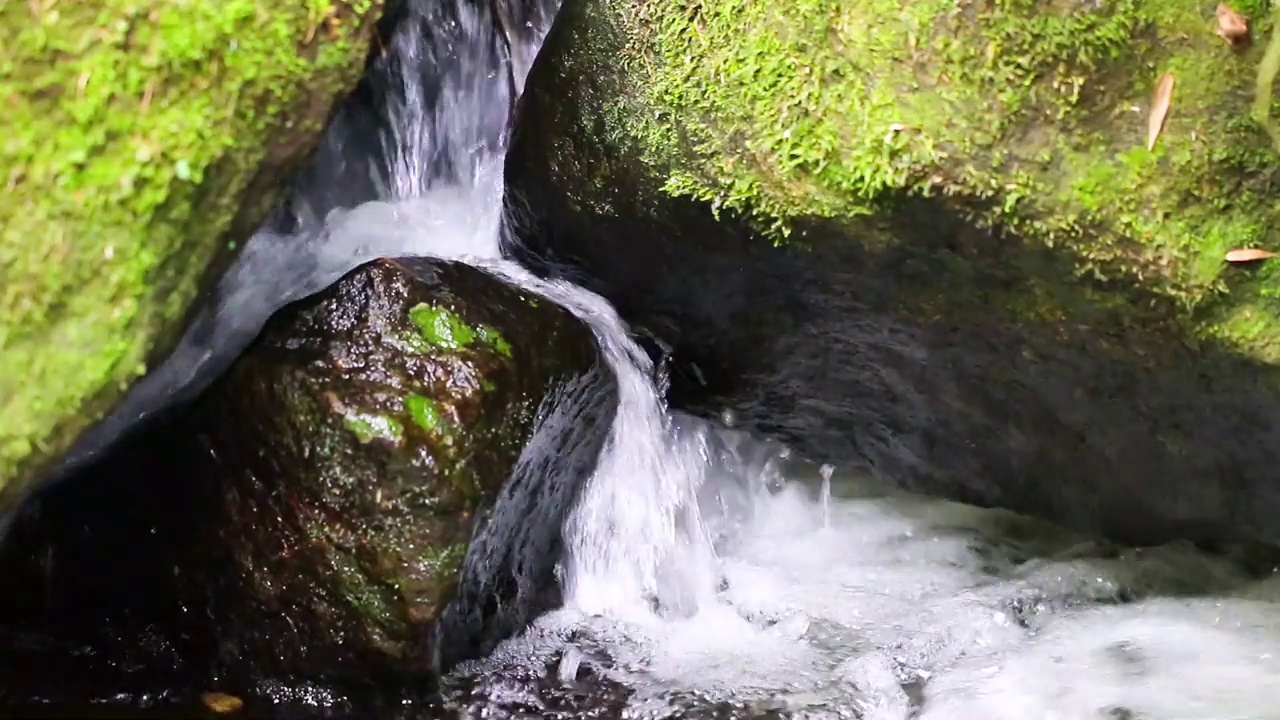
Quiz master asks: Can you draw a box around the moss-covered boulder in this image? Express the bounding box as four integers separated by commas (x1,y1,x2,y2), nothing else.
514,0,1280,353
0,257,612,710
0,0,386,506
506,0,1280,545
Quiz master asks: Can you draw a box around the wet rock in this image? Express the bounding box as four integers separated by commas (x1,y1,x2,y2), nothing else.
0,256,613,711
182,257,608,688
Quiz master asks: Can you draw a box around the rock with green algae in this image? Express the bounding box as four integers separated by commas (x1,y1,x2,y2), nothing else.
512,0,1280,361
175,257,604,688
0,0,385,508
0,257,611,706
506,0,1280,547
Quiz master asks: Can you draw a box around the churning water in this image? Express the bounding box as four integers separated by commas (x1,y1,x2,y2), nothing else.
447,422,1280,719
23,0,1280,716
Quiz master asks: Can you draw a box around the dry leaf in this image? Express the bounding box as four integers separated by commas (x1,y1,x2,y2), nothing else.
1215,3,1251,47
1147,73,1175,150
1225,248,1278,263
201,692,245,714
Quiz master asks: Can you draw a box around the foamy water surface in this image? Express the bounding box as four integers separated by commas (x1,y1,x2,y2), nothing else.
449,421,1280,720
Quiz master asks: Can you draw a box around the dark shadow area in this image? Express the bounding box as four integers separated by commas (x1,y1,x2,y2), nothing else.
0,361,436,720
504,0,1280,551
510,192,1280,550
0,420,206,712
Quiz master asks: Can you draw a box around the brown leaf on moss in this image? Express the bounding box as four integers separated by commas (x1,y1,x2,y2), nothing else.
200,692,245,714
1147,73,1175,151
1225,248,1278,263
1215,3,1251,47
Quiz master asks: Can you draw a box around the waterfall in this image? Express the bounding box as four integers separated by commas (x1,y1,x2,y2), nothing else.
15,2,1280,717
25,0,724,620
32,0,545,489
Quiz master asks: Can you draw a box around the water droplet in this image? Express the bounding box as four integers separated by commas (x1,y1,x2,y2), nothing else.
819,464,835,528
557,647,583,683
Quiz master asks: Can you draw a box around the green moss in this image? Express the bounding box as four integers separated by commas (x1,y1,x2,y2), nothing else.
329,545,399,630
420,542,467,579
343,411,403,444
403,306,512,359
595,0,1280,360
476,324,513,357
0,0,382,502
404,394,443,433
408,303,476,350
617,0,1141,226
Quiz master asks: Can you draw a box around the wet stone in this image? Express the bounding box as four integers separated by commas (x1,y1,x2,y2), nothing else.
182,257,606,686
0,257,610,711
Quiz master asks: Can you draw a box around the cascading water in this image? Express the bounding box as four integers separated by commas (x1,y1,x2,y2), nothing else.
32,0,726,624
31,0,539,489
17,0,1280,717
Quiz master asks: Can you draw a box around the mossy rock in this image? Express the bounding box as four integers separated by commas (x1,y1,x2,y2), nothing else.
507,0,1280,547
515,0,1280,360
0,0,386,507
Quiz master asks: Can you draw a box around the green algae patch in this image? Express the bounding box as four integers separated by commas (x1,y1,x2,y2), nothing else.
343,411,404,445
420,543,467,578
404,303,514,359
565,0,1280,363
408,303,476,350
0,0,384,505
404,394,444,434
476,325,514,357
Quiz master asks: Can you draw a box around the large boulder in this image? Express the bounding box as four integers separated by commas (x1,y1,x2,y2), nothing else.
0,257,613,711
506,0,1280,546
0,0,387,506
183,256,611,688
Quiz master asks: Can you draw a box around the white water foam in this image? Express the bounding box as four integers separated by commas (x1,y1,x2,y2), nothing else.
452,420,1280,719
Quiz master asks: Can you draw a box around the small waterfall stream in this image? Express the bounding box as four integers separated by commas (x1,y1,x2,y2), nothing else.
15,0,1280,717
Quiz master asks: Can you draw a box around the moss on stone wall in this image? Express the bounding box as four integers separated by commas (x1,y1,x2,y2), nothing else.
572,0,1280,362
0,0,383,500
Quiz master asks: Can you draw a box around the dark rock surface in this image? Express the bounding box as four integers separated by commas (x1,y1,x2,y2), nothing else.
179,257,609,688
0,257,614,715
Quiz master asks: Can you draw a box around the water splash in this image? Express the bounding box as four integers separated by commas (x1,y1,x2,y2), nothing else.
528,277,720,619
819,462,834,529
448,427,1280,719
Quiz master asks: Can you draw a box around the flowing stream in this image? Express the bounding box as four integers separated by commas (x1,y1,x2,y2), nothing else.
21,0,1280,716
